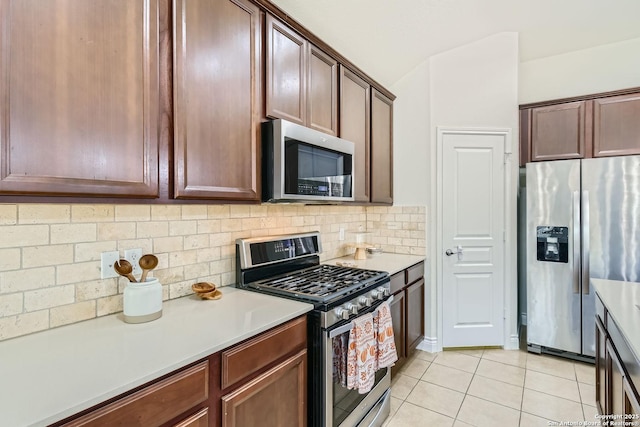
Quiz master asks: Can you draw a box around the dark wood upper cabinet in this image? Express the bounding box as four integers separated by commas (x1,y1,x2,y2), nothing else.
0,0,160,197
266,15,338,135
530,101,590,162
173,0,261,200
370,88,393,205
520,87,640,164
307,44,338,136
340,66,371,203
593,93,640,158
265,14,306,125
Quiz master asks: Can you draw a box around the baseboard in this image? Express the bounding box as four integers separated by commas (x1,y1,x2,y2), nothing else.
416,336,439,353
504,333,520,350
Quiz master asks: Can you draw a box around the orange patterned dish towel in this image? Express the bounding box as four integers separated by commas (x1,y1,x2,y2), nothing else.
346,313,376,394
375,301,398,369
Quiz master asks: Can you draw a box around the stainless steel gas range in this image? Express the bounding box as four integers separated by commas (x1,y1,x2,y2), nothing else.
236,231,392,427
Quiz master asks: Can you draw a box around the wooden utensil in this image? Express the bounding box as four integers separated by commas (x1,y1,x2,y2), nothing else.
138,254,158,282
114,259,137,282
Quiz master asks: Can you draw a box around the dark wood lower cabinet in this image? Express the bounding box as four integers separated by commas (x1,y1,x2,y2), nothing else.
54,316,308,427
221,350,306,427
595,316,607,415
595,296,640,418
174,408,209,427
389,262,425,376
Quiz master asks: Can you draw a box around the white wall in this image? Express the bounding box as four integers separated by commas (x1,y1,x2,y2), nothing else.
428,32,520,350
520,37,640,104
391,61,430,207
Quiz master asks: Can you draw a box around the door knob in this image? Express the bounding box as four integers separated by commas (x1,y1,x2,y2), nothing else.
445,245,463,259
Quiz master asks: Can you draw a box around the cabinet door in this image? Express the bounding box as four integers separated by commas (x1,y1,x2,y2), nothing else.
370,88,393,204
173,408,209,427
307,44,338,136
265,15,306,125
406,278,425,355
530,101,591,161
596,316,608,415
593,93,640,157
608,340,625,416
390,290,406,376
0,0,160,197
221,350,306,427
173,0,261,200
340,66,371,203
623,376,640,416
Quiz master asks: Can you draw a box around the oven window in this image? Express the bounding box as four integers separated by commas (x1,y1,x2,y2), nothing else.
331,331,387,426
284,139,352,197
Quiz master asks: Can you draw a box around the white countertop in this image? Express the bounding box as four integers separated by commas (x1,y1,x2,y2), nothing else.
591,278,640,361
325,252,426,275
0,287,313,427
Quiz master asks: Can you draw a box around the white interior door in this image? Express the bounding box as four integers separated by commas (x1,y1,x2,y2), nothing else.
440,129,506,347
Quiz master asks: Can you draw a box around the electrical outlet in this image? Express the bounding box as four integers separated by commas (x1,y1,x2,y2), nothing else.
124,248,143,276
339,228,345,241
101,251,120,279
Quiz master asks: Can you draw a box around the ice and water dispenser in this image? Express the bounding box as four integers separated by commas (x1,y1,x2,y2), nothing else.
536,226,569,263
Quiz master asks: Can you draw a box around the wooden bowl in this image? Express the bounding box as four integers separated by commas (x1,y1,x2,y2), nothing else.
192,282,216,294
197,289,222,300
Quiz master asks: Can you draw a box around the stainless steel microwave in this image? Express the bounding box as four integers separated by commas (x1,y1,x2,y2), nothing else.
262,119,355,203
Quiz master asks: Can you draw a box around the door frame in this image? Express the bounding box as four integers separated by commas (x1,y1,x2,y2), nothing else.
434,127,517,351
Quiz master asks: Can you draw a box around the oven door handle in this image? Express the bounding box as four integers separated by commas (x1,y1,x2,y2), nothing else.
328,295,394,339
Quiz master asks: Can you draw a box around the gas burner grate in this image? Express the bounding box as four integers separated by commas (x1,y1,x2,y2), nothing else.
250,264,387,302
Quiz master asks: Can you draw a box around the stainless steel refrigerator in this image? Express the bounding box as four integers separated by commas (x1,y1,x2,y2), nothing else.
526,156,640,360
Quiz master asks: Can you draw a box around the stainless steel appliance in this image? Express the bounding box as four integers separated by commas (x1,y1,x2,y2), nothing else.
236,232,392,427
526,156,640,360
262,119,355,203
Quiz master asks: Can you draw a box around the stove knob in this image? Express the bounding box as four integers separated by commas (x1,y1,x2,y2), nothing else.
377,286,390,297
335,307,350,320
358,296,372,307
371,289,383,300
344,303,358,316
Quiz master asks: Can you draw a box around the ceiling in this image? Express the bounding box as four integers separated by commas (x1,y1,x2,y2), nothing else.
270,0,640,88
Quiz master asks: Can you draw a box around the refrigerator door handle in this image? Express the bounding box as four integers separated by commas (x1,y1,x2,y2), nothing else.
582,190,590,295
572,191,581,295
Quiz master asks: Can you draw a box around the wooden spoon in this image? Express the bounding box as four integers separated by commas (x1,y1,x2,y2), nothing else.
114,259,137,282
139,254,159,283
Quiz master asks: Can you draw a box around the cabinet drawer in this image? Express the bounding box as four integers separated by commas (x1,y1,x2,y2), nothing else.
221,316,307,389
63,361,209,427
406,262,424,285
390,272,405,294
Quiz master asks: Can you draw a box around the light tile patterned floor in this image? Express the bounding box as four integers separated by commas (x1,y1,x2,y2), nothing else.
384,348,597,427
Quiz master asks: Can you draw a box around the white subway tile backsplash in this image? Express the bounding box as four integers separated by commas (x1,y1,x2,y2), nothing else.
19,205,70,224
97,222,137,241
23,245,74,269
50,301,96,328
0,204,18,225
114,205,151,222
50,224,97,244
72,205,114,222
0,310,49,340
0,293,23,316
0,225,50,248
0,248,21,272
1,267,56,293
0,204,425,341
24,285,75,312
